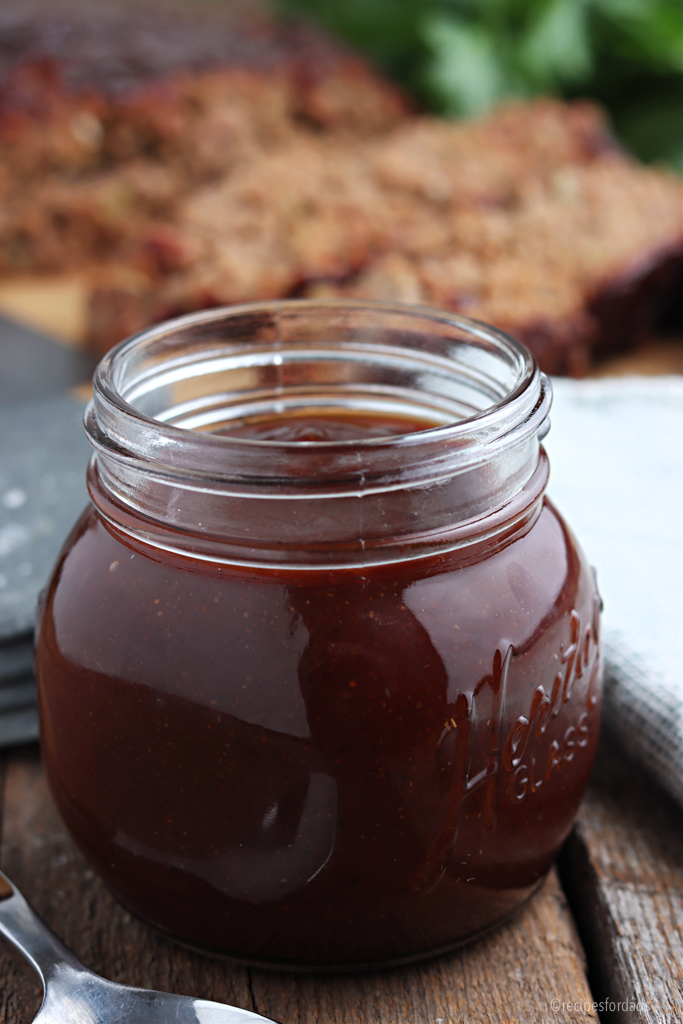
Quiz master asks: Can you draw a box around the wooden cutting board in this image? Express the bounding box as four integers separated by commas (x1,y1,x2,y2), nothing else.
0,273,681,377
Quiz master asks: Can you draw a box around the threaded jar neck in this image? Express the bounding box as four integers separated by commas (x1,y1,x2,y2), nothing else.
85,300,552,567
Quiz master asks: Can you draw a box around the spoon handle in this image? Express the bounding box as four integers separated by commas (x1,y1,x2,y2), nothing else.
0,868,85,985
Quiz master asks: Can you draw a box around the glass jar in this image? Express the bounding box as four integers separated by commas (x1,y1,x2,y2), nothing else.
35,300,602,970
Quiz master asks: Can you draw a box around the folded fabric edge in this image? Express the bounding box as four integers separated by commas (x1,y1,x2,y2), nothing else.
602,639,683,810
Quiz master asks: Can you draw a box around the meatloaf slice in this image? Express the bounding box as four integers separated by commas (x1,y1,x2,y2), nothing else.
87,99,683,375
0,2,409,273
1,5,680,374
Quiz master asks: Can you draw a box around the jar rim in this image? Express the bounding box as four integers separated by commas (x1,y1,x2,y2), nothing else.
85,300,552,564
86,299,551,491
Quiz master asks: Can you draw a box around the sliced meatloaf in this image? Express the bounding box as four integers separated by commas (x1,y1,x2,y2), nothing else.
87,99,682,375
0,3,680,374
0,2,408,270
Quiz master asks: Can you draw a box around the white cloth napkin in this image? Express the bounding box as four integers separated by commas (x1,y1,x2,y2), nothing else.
544,375,683,808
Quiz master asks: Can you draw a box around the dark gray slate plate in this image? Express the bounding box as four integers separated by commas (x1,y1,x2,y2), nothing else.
0,313,94,405
0,704,38,748
0,634,34,681
0,394,90,641
0,316,94,746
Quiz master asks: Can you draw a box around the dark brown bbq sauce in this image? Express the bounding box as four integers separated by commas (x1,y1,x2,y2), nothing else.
36,410,602,969
211,410,438,442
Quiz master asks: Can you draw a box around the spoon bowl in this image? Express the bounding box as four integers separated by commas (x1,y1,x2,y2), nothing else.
0,869,280,1024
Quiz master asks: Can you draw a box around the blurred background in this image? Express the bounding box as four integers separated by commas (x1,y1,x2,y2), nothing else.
276,0,683,170
0,0,680,384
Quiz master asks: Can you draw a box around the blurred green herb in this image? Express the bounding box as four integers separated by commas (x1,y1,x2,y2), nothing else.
276,0,683,169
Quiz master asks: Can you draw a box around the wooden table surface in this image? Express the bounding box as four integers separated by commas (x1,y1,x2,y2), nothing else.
0,278,681,1023
1,734,681,1024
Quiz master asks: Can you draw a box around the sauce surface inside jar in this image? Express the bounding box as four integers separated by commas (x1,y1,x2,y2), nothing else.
212,409,440,442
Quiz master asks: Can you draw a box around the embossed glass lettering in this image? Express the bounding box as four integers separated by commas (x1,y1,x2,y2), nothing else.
501,604,600,803
563,725,576,762
545,739,562,781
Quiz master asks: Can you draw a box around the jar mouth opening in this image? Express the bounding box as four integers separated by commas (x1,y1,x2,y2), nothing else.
87,299,550,488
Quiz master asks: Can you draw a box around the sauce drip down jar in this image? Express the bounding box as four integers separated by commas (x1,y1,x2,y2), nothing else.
35,301,602,969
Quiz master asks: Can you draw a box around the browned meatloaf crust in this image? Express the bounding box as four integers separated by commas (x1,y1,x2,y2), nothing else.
1,4,681,375
0,3,409,267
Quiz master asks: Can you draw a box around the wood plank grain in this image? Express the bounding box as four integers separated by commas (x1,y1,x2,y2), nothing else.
0,746,255,1024
560,733,683,1024
0,747,42,1024
0,746,599,1023
248,869,598,1024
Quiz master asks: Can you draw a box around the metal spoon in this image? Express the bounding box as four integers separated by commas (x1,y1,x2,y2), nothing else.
0,868,281,1023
